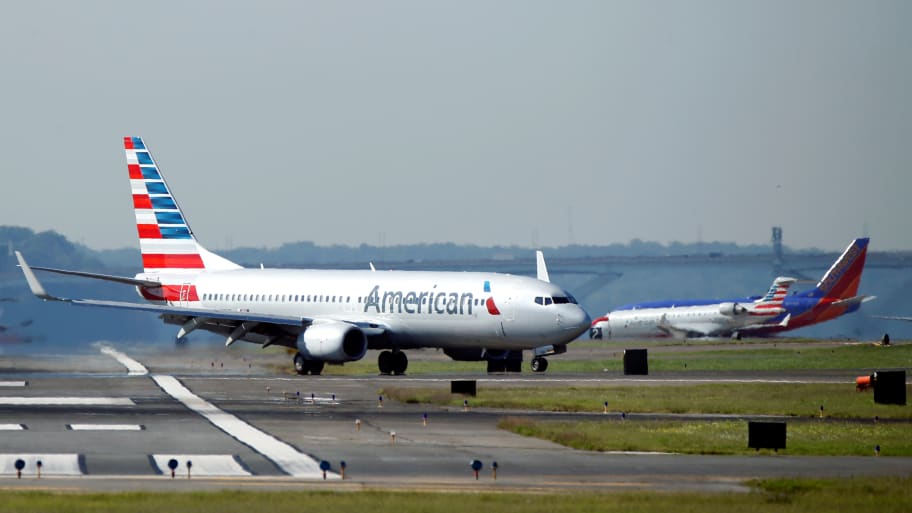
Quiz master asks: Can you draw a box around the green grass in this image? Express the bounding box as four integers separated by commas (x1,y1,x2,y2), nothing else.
269,342,912,375
498,417,912,456
550,342,912,373
381,383,912,419
0,480,910,513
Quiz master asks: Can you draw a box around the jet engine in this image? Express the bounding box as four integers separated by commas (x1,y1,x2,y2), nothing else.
297,320,367,362
718,302,748,316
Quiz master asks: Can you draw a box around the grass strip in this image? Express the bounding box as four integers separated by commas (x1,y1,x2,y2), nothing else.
0,480,910,513
276,342,912,375
381,383,912,420
498,417,912,456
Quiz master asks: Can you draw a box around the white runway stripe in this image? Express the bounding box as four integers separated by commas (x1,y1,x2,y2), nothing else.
151,454,251,476
0,381,27,387
68,424,143,431
100,346,148,375
0,424,25,430
0,397,134,406
0,454,84,476
152,375,333,479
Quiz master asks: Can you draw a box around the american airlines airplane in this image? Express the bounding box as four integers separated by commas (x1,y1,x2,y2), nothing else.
590,238,874,340
16,137,590,375
589,276,796,339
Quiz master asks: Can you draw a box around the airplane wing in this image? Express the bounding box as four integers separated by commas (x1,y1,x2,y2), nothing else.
655,314,703,339
871,315,912,322
17,251,388,347
738,314,791,332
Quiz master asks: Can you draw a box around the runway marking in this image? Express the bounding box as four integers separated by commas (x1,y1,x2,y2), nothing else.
151,454,252,476
0,454,84,476
152,374,335,479
68,424,143,431
0,424,25,430
99,346,148,375
0,397,135,406
0,381,27,387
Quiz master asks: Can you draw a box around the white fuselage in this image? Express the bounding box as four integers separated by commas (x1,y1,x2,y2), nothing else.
592,303,768,340
139,268,590,350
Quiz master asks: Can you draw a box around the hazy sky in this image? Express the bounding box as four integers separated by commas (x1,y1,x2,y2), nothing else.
1,1,909,252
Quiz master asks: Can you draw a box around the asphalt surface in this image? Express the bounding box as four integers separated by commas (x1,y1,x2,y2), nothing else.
0,343,909,493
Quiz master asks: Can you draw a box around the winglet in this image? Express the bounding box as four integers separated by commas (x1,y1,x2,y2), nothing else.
778,313,791,328
15,251,57,301
536,251,550,283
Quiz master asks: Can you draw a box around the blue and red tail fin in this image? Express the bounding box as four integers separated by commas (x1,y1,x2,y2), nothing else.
812,238,869,299
124,136,241,274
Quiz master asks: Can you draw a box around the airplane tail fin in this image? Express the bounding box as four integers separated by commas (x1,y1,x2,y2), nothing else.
811,238,869,299
752,276,797,310
124,137,241,274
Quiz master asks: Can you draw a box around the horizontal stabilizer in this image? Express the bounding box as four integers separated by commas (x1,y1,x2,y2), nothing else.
831,295,876,308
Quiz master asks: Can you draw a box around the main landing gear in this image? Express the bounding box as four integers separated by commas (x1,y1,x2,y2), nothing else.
294,352,325,375
530,356,549,373
378,350,408,375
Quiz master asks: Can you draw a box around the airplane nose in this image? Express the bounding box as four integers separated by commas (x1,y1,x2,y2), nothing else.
562,306,591,335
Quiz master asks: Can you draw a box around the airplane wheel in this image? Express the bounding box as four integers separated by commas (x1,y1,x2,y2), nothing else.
530,357,548,373
392,351,408,375
309,360,325,376
294,353,306,375
378,350,394,375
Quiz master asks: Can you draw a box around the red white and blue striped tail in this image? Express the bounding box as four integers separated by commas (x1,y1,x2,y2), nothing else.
124,137,241,274
753,276,797,310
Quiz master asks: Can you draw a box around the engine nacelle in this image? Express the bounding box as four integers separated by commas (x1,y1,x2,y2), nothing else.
718,302,748,316
297,320,367,362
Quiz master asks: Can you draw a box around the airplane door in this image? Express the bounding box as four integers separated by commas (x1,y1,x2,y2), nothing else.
499,295,515,336
502,296,515,322
179,283,192,307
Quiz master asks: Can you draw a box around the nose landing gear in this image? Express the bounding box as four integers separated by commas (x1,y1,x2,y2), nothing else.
378,350,408,375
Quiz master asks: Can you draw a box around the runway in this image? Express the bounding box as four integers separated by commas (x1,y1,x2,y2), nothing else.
0,345,909,493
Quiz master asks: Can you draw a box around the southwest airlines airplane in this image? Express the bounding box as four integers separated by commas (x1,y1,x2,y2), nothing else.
590,238,874,339
16,137,590,375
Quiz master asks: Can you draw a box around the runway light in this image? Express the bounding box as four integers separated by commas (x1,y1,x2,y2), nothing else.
378,395,383,408
186,460,192,479
491,461,498,480
340,460,347,480
355,419,361,431
36,460,42,479
390,431,396,444
875,445,881,457
167,458,178,479
463,399,469,412
422,413,428,427
14,458,24,479
470,459,482,480
320,460,330,479
603,401,608,414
